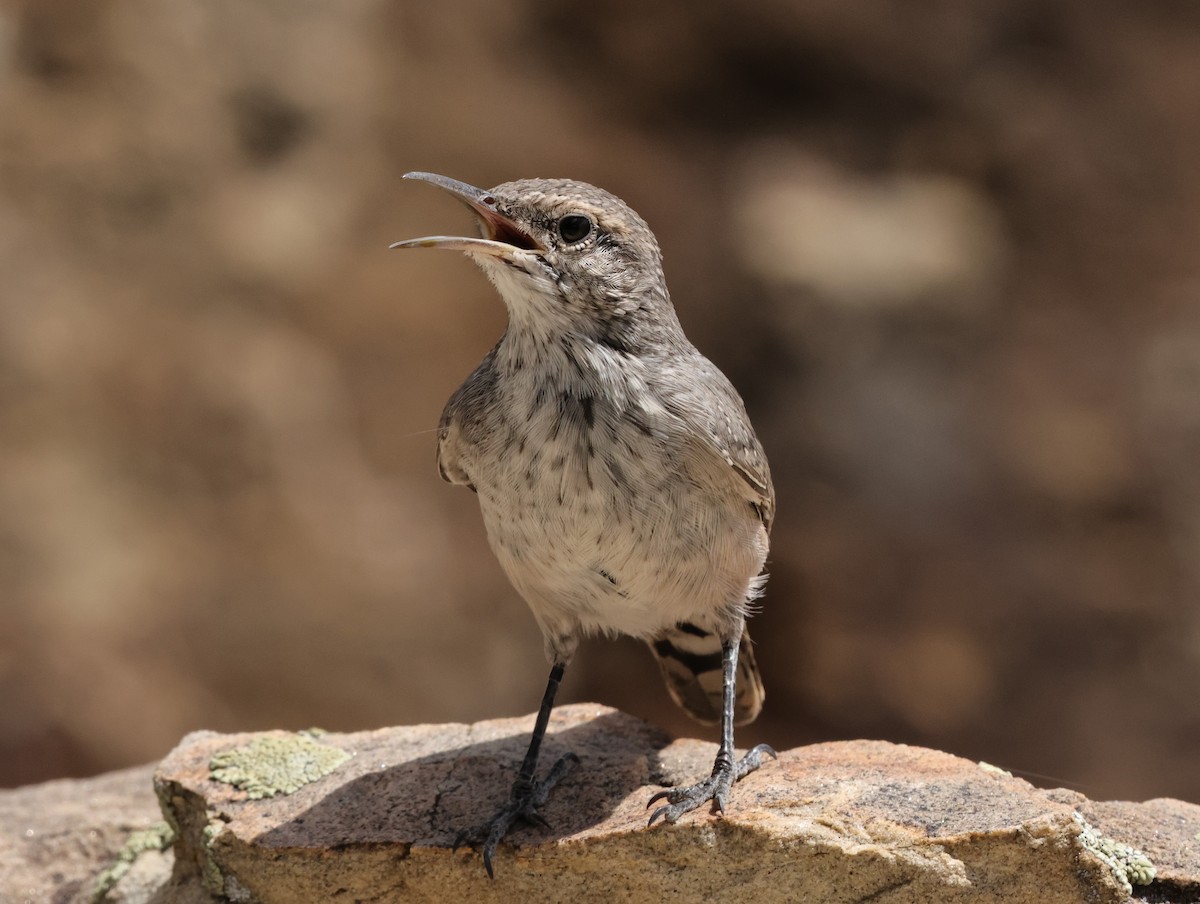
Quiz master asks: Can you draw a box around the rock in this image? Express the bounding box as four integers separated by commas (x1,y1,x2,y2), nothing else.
0,764,171,904
4,705,1198,903
149,704,1200,904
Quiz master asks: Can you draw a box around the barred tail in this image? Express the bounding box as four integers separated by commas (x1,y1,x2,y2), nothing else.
648,623,765,726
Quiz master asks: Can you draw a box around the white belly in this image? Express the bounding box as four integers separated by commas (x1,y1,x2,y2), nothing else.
472,420,765,643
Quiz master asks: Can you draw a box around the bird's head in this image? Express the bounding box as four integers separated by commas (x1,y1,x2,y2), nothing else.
392,173,677,345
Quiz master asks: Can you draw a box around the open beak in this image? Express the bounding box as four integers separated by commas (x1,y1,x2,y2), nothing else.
389,172,544,258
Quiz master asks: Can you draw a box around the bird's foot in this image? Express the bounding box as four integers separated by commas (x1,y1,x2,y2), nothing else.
455,752,580,878
646,743,776,826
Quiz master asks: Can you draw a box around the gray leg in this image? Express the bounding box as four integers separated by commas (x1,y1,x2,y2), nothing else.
647,632,776,825
466,662,579,878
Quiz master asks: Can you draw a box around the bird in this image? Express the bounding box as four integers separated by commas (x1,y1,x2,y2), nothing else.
391,172,776,877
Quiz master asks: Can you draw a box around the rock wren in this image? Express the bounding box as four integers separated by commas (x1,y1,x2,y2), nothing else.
392,172,776,876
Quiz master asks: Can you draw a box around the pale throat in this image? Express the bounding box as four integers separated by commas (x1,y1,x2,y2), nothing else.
478,256,566,321
478,258,589,363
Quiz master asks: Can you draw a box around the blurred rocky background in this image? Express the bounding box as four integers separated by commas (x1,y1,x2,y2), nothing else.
1,0,1198,802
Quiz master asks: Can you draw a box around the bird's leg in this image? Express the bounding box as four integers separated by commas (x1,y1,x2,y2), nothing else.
647,630,776,826
461,662,579,878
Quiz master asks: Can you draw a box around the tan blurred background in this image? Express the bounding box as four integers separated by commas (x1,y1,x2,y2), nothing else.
1,0,1198,802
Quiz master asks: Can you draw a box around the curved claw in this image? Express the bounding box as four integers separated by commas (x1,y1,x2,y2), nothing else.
646,788,674,808
647,804,673,827
522,810,552,831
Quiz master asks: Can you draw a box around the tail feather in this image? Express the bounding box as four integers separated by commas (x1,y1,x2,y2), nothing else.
649,623,765,726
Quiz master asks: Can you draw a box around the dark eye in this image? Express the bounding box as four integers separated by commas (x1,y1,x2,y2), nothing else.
557,214,593,244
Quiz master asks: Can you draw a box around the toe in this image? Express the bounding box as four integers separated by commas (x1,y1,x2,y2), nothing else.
734,744,778,780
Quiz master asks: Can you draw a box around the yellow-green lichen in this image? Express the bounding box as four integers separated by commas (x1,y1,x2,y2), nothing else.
209,734,351,799
90,821,174,903
1074,812,1156,895
201,821,228,896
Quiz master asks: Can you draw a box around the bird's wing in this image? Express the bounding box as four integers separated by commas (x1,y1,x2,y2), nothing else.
436,415,473,490
661,353,775,533
436,350,500,492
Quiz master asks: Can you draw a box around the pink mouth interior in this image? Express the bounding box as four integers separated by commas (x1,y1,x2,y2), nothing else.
479,210,541,251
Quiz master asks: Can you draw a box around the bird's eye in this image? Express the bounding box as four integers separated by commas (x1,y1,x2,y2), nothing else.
557,214,593,244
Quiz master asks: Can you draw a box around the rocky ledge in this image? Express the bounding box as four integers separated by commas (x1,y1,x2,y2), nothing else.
2,704,1198,903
